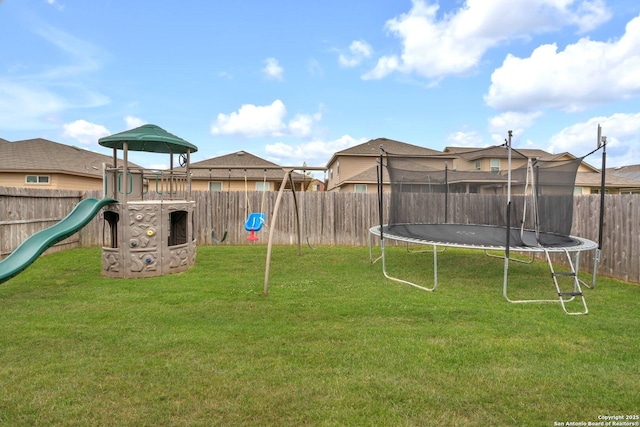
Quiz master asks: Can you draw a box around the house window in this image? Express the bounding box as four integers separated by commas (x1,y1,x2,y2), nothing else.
354,184,367,193
591,188,610,195
490,159,500,173
336,161,340,176
574,187,583,195
474,160,481,170
26,175,50,184
209,181,223,192
256,181,271,191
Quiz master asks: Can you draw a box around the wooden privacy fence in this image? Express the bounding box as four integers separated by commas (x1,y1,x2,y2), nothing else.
0,187,103,257
1,186,638,283
191,191,380,247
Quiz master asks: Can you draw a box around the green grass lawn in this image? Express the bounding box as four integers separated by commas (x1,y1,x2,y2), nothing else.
0,245,638,426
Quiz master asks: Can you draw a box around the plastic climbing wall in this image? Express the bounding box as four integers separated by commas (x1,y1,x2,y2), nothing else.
101,200,196,279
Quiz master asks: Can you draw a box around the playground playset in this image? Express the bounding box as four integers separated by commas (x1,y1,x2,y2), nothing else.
0,124,198,282
0,123,324,292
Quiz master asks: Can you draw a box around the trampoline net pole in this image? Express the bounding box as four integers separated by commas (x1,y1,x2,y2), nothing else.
594,129,607,287
505,131,512,259
444,163,448,224
378,147,385,243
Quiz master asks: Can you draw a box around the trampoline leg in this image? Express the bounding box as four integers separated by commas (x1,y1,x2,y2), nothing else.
433,245,438,290
369,230,383,265
379,239,438,292
579,248,599,290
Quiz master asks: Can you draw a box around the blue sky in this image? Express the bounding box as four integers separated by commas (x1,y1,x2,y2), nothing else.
2,0,640,171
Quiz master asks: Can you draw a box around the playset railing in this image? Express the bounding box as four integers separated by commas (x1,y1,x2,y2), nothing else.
103,166,189,201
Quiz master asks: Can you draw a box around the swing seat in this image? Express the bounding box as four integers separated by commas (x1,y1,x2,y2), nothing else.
245,213,265,241
245,213,265,232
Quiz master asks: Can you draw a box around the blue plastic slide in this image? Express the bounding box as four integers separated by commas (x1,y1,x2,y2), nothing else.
0,197,117,284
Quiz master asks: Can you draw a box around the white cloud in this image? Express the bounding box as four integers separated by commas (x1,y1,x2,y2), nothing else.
363,0,611,81
488,111,544,143
446,131,484,147
339,40,373,67
288,114,314,137
125,115,146,129
265,135,366,167
548,113,640,167
262,57,284,81
362,56,401,80
62,119,110,145
211,100,320,138
211,100,287,137
485,14,640,112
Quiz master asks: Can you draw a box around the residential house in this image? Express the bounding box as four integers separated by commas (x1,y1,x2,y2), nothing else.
606,165,640,194
0,138,131,191
325,138,640,195
325,138,455,193
444,146,640,195
188,151,310,192
444,146,550,172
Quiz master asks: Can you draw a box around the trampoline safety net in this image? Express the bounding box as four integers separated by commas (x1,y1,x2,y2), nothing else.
384,146,583,248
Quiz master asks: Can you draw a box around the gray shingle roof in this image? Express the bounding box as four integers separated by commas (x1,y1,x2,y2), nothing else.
607,165,640,181
0,138,132,177
343,165,509,185
189,151,305,181
340,166,387,184
576,172,640,188
337,138,444,156
444,145,558,161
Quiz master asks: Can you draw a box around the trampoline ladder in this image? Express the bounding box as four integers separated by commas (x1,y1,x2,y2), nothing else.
544,249,588,315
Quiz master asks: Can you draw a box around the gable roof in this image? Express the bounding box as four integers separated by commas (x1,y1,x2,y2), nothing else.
576,172,640,188
0,138,132,177
443,145,557,161
340,165,387,184
607,164,640,181
189,151,305,181
343,165,510,186
327,138,450,167
444,145,602,173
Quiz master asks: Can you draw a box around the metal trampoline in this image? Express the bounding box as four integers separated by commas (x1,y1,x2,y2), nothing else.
370,130,605,315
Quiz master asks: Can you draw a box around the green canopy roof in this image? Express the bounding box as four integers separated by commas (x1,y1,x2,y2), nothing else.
98,124,198,154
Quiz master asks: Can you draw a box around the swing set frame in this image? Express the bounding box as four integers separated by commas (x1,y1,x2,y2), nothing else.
191,164,327,296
